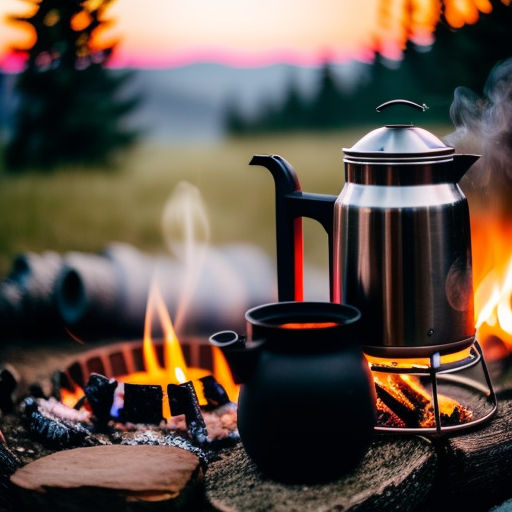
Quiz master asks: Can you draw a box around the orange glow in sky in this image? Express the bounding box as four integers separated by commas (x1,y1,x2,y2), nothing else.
0,0,503,70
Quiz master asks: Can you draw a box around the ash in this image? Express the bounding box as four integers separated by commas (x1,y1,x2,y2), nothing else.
119,429,208,465
0,371,239,471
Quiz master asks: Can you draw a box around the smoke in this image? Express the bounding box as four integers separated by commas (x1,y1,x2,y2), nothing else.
445,58,512,214
161,181,211,332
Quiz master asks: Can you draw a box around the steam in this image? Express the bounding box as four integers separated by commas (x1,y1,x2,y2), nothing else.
445,58,512,214
161,182,210,333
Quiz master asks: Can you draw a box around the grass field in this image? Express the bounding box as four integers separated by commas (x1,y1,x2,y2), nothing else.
0,126,452,278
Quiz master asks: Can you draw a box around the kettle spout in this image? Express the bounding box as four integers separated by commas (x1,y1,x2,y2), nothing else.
209,331,262,384
452,154,480,183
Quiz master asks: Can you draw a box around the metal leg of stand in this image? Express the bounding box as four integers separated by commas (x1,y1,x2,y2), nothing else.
430,352,442,434
475,340,498,410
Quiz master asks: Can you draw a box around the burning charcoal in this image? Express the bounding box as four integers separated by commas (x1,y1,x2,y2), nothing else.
168,382,208,445
0,432,20,512
375,398,407,429
441,405,472,426
23,397,98,449
84,373,117,427
121,384,163,425
51,370,73,401
0,366,18,414
199,375,231,409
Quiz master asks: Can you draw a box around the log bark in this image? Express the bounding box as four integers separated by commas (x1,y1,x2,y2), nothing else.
427,390,512,512
10,444,204,512
206,437,437,512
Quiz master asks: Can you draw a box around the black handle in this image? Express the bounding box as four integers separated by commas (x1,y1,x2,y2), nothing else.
250,155,337,302
376,99,428,112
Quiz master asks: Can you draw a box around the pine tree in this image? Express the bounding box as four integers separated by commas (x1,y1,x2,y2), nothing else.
5,0,138,171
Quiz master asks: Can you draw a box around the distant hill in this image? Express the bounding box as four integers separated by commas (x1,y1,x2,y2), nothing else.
114,62,364,142
0,61,365,143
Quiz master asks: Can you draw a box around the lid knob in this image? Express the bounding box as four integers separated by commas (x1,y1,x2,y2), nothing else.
376,99,429,113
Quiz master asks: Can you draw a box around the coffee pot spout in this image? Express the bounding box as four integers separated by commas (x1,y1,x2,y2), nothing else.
452,154,480,183
209,330,262,384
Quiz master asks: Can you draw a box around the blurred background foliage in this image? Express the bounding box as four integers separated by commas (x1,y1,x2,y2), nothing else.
0,0,511,278
226,1,512,133
4,0,138,171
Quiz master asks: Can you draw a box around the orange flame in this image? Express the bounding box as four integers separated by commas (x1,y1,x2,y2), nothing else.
122,281,210,418
60,385,85,409
472,217,512,358
60,280,239,422
119,280,239,419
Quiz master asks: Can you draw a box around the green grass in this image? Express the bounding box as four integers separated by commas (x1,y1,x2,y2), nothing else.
0,126,452,277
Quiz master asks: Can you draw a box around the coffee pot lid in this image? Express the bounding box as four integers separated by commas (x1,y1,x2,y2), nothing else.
343,100,455,164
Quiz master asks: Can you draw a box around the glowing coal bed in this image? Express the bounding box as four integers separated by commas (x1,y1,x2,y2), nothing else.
17,335,240,468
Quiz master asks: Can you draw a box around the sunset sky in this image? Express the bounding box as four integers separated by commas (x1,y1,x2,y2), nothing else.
0,0,496,70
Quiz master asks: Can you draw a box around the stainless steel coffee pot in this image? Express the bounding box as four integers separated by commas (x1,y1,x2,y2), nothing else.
251,99,480,357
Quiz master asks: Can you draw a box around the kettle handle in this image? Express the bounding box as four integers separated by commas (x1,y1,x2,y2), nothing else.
376,99,428,112
250,155,337,302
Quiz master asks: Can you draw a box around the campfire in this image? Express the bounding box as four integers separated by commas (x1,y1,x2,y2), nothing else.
60,281,239,424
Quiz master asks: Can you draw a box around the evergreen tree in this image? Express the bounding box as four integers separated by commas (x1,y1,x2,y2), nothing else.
5,0,138,171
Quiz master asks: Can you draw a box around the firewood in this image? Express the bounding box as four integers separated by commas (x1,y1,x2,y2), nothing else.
168,382,208,445
23,398,98,449
10,444,204,512
83,373,117,427
199,376,231,409
121,384,163,425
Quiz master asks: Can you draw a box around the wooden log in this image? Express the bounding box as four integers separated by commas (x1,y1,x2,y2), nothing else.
206,437,437,512
10,444,204,512
427,391,512,512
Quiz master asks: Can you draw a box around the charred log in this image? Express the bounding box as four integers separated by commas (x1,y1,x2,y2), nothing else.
0,433,20,512
84,373,116,427
0,366,18,414
199,376,231,409
22,398,98,449
120,384,163,425
374,374,473,429
168,382,208,445
374,376,424,427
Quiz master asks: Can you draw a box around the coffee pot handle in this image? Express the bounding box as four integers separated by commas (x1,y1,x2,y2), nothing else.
250,155,337,302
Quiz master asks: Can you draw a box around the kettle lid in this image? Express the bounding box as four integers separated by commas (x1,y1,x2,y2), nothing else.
344,100,454,164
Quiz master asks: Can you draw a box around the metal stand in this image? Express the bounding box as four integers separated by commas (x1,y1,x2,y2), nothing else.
370,340,497,436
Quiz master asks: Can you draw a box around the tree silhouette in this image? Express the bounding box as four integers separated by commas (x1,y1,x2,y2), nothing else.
225,0,512,134
5,0,138,171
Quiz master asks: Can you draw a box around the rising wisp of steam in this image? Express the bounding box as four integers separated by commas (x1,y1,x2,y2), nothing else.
445,58,512,215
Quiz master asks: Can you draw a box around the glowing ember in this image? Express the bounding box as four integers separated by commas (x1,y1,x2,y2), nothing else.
60,385,86,409
280,322,339,329
373,372,473,428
